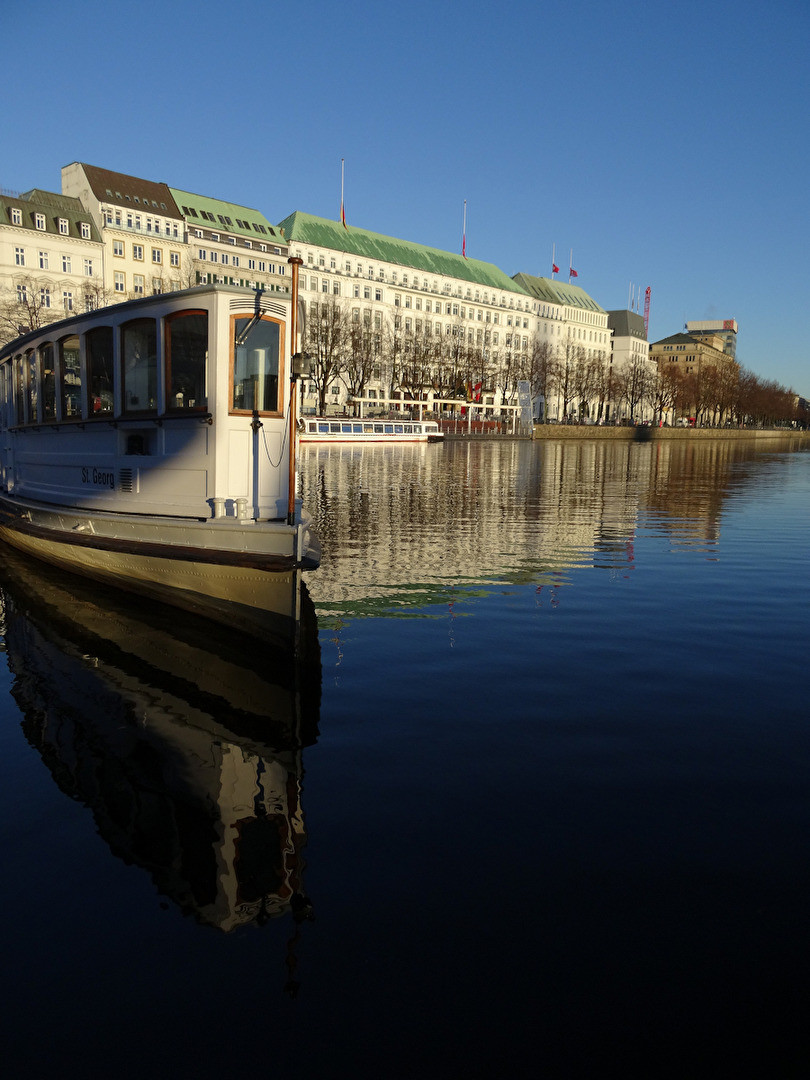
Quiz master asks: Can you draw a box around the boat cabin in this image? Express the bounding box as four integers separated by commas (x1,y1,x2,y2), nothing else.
0,284,295,522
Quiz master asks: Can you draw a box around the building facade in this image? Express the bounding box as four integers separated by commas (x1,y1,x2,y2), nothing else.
169,188,289,294
0,189,104,344
62,163,186,302
685,319,737,360
650,332,729,377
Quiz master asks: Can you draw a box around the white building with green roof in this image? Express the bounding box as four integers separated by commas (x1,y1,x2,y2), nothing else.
279,211,538,414
512,273,611,365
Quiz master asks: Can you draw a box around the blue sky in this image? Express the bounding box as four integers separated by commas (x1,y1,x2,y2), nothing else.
3,0,808,393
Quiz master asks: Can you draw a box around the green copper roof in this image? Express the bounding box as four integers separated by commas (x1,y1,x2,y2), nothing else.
170,188,282,241
278,211,528,295
512,272,605,313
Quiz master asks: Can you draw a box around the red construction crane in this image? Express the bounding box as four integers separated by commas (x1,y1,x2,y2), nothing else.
643,286,651,338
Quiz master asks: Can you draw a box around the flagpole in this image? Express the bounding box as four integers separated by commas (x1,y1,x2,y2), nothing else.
462,199,467,258
552,243,555,278
340,158,346,228
569,249,573,284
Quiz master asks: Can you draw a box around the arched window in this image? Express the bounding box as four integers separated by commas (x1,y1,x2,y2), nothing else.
121,319,157,414
166,311,208,411
85,328,112,415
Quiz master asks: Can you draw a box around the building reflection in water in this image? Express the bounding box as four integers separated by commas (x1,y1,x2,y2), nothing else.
300,437,805,622
0,547,321,935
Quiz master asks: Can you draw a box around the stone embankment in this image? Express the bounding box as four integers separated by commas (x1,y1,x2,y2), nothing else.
531,425,810,442
442,424,808,442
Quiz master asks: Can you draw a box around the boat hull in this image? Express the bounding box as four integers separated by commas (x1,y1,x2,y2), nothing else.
0,492,319,640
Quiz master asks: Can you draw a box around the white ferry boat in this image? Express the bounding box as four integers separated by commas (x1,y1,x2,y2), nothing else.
298,416,444,443
0,277,320,636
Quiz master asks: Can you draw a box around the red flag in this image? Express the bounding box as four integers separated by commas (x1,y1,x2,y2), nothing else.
341,201,347,229
462,233,467,259
552,263,560,274
474,381,482,402
570,267,578,278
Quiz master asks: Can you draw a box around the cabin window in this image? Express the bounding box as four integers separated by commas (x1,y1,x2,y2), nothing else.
166,311,208,411
25,350,38,424
13,355,25,425
60,336,82,417
122,319,157,414
231,314,280,414
85,328,113,416
39,343,56,420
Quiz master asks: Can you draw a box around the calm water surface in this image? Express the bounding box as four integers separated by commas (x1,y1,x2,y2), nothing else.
2,437,809,1078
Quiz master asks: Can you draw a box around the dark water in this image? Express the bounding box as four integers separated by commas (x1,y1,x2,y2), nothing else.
2,437,809,1078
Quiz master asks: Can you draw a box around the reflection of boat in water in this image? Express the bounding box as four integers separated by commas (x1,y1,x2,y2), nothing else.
0,547,321,932
0,280,319,638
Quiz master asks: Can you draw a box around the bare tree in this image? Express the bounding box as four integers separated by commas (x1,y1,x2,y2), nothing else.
302,297,349,414
706,357,740,426
495,343,520,408
613,354,655,422
522,336,555,421
344,318,379,414
587,355,613,423
0,274,67,347
551,339,583,419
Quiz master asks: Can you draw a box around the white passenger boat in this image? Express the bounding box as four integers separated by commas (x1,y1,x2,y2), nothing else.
0,275,319,636
298,416,444,443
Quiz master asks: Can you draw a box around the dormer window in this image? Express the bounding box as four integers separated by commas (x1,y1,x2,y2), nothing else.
35,213,46,230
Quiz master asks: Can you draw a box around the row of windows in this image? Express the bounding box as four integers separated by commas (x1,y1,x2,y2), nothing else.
195,250,285,274
302,276,532,329
14,248,96,276
4,308,283,427
8,207,92,238
181,206,275,236
301,251,530,312
566,327,609,344
103,188,169,212
113,273,180,294
15,284,102,313
344,304,529,351
7,311,209,426
110,240,180,265
191,228,282,254
103,207,180,238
